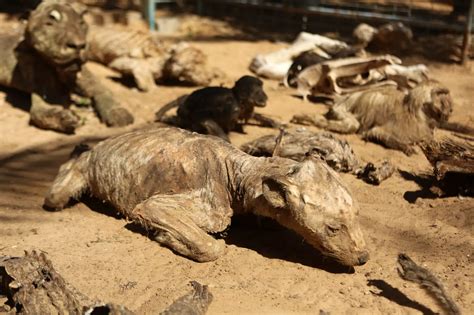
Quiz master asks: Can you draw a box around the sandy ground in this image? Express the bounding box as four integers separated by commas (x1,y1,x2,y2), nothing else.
0,11,473,315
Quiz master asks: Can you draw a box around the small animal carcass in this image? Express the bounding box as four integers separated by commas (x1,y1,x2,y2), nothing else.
87,27,224,91
155,76,280,142
249,32,352,81
292,81,455,155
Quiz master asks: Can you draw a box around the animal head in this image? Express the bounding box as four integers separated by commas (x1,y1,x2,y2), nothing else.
260,155,368,267
26,1,88,73
232,76,268,108
407,82,453,125
285,51,327,88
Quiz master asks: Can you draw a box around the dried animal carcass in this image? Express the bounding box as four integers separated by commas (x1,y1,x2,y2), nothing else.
0,1,133,133
283,46,362,88
249,32,353,80
0,251,213,315
240,128,359,172
353,22,413,54
155,76,280,142
420,138,474,196
87,26,223,91
294,55,428,102
241,129,394,185
45,127,369,266
292,81,454,155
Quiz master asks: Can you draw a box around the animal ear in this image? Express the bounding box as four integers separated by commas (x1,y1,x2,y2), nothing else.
262,176,290,209
68,2,88,16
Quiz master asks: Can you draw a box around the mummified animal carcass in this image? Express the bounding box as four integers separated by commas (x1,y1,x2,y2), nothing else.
295,55,428,102
353,22,413,54
241,129,395,184
45,127,369,266
87,26,224,91
291,81,453,155
240,128,359,172
249,32,353,80
420,138,474,196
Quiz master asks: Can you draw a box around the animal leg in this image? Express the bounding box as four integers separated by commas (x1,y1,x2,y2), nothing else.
251,113,283,128
131,67,156,92
44,153,88,211
291,113,328,128
30,93,80,134
323,107,360,134
363,127,416,155
291,108,359,134
131,193,226,262
75,66,134,127
109,57,157,92
200,119,230,142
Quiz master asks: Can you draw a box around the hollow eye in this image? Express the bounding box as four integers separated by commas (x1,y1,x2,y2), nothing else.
326,224,341,237
49,10,62,22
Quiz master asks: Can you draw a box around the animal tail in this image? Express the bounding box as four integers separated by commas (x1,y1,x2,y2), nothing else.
397,253,461,315
439,121,474,135
155,94,189,122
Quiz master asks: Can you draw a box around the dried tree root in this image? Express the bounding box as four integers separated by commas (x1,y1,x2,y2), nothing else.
0,251,212,315
160,281,213,315
356,160,395,185
397,253,461,315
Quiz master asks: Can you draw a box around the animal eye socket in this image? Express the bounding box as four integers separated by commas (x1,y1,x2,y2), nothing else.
326,225,341,236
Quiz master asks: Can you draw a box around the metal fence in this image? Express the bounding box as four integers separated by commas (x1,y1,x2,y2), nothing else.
194,0,472,32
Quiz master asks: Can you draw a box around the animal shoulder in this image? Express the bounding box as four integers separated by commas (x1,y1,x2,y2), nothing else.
185,87,236,109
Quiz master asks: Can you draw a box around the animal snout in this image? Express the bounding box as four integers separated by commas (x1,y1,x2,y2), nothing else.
356,251,369,266
255,94,268,107
66,40,86,52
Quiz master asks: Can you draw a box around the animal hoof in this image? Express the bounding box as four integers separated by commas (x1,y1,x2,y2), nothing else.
103,107,134,127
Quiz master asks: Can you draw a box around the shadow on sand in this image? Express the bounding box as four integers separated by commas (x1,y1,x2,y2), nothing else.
368,279,435,315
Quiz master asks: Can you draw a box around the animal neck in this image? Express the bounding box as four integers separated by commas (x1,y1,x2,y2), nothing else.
226,154,293,216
